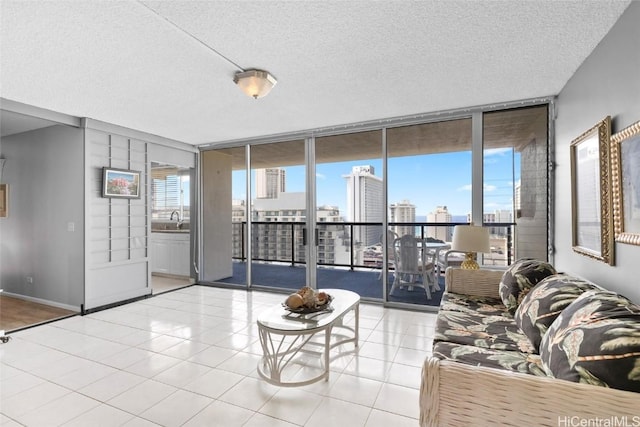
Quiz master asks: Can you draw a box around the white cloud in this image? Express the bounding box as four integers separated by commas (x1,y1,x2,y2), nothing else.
484,147,513,157
458,184,497,192
316,173,326,180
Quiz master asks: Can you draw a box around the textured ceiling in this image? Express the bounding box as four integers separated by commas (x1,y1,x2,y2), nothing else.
0,0,631,146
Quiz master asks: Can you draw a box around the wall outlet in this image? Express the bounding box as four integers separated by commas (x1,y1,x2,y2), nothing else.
67,222,75,232
25,276,33,284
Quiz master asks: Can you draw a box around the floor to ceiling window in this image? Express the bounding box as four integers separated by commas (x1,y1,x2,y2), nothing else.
314,130,383,299
386,118,472,306
249,140,307,291
483,105,550,263
199,101,551,311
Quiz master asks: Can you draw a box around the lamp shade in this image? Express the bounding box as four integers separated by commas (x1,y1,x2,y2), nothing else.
233,69,277,99
451,225,490,253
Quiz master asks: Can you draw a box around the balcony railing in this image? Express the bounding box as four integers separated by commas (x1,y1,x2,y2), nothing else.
232,221,516,270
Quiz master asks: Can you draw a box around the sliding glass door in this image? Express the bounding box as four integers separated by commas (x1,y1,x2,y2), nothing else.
249,140,309,291
483,105,550,264
386,118,472,306
199,102,551,310
314,130,383,299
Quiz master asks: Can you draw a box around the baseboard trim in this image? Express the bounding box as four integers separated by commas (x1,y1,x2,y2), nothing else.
1,292,80,312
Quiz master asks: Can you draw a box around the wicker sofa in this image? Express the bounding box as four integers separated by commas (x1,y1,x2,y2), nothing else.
420,267,640,427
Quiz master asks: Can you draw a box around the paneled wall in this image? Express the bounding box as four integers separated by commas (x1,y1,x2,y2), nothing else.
83,121,197,310
84,129,150,309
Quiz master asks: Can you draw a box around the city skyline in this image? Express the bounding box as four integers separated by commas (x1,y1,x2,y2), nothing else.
232,148,520,218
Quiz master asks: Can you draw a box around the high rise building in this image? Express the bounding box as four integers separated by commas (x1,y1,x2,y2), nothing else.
494,209,513,224
389,199,416,237
252,192,306,262
427,205,452,242
232,199,246,223
256,168,285,199
484,209,513,241
231,199,246,258
246,196,347,265
317,205,350,265
343,165,383,246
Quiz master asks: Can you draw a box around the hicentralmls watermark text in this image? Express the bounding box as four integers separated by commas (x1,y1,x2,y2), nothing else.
558,416,640,427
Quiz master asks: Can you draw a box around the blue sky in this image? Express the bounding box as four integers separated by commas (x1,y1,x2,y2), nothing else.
233,149,519,217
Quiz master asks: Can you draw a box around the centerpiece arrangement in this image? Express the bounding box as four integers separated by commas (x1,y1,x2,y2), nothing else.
284,286,332,313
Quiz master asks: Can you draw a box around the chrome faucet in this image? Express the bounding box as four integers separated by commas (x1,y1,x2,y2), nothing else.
170,210,183,229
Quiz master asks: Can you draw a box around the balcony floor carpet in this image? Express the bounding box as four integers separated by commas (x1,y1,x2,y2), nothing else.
215,261,443,308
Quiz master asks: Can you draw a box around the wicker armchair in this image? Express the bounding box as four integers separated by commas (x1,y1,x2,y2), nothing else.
420,268,640,427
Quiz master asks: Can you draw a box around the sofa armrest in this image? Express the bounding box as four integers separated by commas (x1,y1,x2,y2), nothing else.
444,267,503,298
420,356,640,427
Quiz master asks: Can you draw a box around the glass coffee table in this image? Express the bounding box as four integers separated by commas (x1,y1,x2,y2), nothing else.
256,288,360,387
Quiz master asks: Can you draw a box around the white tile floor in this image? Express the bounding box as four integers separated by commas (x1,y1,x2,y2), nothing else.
0,286,436,427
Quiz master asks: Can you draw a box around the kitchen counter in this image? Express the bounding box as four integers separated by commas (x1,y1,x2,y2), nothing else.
151,220,190,234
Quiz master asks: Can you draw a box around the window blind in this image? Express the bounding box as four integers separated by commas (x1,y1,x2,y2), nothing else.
151,167,189,221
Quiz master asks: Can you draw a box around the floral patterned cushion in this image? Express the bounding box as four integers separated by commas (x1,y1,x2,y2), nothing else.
440,292,510,317
540,290,640,392
433,341,546,376
514,274,598,351
499,259,556,314
435,309,535,353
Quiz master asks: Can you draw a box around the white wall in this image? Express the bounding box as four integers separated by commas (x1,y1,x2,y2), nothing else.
554,2,640,303
0,125,84,309
202,150,232,281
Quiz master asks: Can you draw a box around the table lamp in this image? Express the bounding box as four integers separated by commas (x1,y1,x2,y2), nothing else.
451,225,490,269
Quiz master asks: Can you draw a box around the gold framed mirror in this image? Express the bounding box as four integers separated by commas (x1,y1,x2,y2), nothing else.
570,116,614,265
611,120,640,246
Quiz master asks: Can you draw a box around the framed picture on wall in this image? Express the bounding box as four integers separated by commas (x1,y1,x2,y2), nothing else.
570,116,614,265
102,167,141,199
0,184,7,217
611,120,640,246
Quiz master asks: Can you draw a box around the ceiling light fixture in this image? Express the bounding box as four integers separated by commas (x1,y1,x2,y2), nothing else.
233,69,277,99
137,1,277,99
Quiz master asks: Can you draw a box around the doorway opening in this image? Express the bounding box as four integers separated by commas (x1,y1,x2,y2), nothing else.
150,162,194,294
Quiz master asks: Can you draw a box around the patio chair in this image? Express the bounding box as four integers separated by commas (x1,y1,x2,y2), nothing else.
436,249,466,281
391,235,437,299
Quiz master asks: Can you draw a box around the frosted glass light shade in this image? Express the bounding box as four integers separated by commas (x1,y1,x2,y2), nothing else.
234,69,277,99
